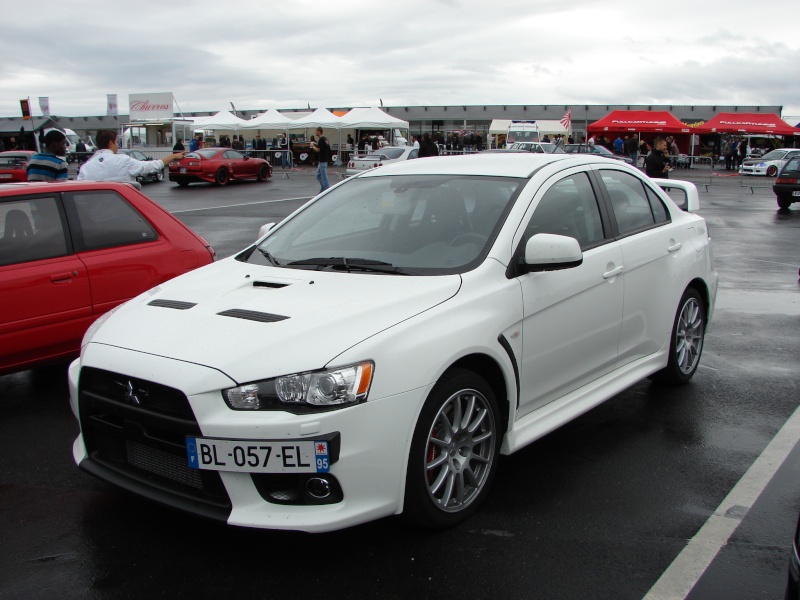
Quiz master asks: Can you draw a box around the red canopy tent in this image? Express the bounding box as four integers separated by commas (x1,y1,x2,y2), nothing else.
693,112,800,136
587,110,691,134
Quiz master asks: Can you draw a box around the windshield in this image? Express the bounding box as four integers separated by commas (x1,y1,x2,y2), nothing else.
366,148,405,160
507,129,540,144
242,174,524,275
760,150,788,161
0,154,30,167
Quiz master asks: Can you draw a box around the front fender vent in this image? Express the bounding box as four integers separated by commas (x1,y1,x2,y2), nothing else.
148,299,197,310
217,309,289,323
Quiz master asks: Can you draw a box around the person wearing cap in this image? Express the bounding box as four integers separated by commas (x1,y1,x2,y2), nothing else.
26,130,69,182
78,129,184,184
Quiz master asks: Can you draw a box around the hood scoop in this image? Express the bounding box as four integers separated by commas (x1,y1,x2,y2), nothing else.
217,309,289,323
148,299,197,310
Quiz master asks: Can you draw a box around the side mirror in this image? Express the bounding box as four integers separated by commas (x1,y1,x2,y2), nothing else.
243,155,250,161
523,233,583,272
257,222,275,242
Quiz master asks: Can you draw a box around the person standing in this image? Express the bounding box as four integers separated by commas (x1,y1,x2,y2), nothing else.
411,135,420,149
614,135,624,155
418,133,439,158
172,139,185,152
78,129,184,184
310,127,331,192
26,130,69,182
189,134,201,152
645,137,671,179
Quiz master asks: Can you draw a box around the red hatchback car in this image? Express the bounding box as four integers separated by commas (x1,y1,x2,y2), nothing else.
0,181,215,375
0,150,36,183
168,148,272,186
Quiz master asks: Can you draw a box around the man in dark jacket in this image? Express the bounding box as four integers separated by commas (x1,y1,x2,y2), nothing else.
418,133,439,158
645,137,671,179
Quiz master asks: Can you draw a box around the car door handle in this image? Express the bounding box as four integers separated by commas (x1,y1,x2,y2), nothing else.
603,266,623,279
667,242,683,253
50,272,77,284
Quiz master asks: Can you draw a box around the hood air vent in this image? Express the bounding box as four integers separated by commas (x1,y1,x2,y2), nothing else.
253,281,289,289
148,299,197,310
217,309,289,323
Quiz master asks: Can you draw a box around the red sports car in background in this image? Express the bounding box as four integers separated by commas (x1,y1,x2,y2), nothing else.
0,180,216,375
0,151,36,183
168,148,272,187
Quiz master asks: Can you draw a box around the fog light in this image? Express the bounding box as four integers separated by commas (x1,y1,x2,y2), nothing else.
306,477,332,499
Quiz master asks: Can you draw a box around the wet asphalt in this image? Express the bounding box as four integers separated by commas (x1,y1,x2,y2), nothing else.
1,163,799,599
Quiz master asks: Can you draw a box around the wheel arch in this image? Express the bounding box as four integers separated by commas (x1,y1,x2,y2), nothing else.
686,277,711,329
446,353,511,434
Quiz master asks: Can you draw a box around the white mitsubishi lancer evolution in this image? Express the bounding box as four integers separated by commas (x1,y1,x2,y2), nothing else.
70,152,717,532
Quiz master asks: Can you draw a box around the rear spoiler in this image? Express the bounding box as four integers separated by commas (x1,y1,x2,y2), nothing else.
651,179,700,212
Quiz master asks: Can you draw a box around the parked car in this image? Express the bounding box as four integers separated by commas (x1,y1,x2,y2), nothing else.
0,181,216,375
0,151,35,183
119,150,165,183
773,156,800,209
168,148,272,186
740,148,800,177
508,142,565,154
563,143,635,164
346,146,418,175
68,153,717,532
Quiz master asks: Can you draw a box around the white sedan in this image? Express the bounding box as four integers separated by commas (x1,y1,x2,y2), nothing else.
346,146,418,175
740,148,800,176
69,153,717,532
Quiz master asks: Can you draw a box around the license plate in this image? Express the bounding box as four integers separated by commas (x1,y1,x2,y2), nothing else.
180,167,187,173
0,174,11,178
186,437,330,473
793,191,800,197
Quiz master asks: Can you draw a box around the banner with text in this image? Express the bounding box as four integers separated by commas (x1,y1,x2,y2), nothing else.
39,97,50,117
107,94,118,116
128,92,173,120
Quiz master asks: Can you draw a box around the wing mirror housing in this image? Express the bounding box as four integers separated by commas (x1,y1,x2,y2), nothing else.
256,222,276,242
523,233,583,272
651,179,700,212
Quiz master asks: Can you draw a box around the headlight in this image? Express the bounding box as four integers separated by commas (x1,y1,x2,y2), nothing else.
224,361,374,411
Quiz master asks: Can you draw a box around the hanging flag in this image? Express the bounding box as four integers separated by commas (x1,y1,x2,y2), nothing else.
107,94,118,116
20,99,31,120
560,108,572,130
39,97,50,117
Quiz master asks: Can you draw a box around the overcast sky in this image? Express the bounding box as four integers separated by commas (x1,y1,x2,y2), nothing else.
3,0,798,119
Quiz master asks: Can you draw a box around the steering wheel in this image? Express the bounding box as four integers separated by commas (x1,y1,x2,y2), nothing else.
449,232,488,246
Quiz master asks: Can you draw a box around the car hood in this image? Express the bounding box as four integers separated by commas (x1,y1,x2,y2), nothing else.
89,257,461,384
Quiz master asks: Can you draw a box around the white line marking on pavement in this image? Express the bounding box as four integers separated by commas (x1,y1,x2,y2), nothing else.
643,403,800,600
171,196,313,214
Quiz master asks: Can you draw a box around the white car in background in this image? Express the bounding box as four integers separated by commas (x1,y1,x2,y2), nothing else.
346,146,418,175
740,148,800,177
69,153,717,533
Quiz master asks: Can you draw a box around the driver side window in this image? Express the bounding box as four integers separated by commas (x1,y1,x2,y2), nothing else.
523,172,605,249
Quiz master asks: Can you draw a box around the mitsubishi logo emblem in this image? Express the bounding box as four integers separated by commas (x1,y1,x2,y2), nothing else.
124,380,141,405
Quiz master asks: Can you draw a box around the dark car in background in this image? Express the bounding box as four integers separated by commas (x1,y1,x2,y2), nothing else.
0,151,36,183
0,181,216,375
773,157,800,209
119,149,165,183
563,144,635,165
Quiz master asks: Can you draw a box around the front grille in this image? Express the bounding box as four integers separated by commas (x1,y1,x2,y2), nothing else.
78,367,230,514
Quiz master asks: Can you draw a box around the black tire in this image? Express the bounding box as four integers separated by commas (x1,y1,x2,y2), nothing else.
778,196,792,210
215,168,229,186
653,287,705,385
767,165,778,177
257,164,270,181
176,178,190,187
403,368,500,528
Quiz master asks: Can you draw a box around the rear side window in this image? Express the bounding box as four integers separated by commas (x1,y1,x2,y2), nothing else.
601,170,668,235
782,158,800,175
0,196,68,266
66,191,157,251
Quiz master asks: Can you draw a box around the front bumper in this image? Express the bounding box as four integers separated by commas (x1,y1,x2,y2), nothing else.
740,164,767,175
69,347,427,532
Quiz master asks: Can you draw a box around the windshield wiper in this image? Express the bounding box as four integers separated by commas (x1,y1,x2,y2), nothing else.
257,248,282,266
286,257,407,274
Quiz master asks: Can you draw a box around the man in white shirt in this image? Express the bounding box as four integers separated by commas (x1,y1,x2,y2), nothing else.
78,129,184,184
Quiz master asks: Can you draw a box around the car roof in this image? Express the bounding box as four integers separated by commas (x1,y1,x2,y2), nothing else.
0,150,35,156
0,180,140,197
356,152,613,179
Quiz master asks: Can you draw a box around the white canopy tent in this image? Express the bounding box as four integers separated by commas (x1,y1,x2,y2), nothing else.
191,110,248,131
288,107,342,130
241,108,294,129
338,107,409,130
